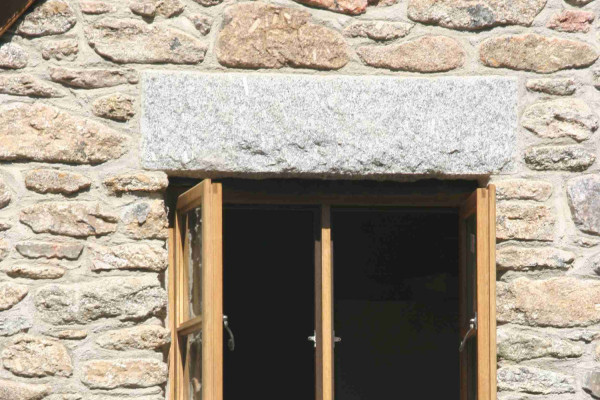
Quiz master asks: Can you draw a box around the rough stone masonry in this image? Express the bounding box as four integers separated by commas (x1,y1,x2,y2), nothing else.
0,0,599,399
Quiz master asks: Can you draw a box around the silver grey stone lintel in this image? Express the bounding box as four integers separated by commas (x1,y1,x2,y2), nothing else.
141,72,517,179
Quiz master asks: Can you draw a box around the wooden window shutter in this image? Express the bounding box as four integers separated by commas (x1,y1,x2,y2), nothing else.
459,185,497,400
171,179,223,400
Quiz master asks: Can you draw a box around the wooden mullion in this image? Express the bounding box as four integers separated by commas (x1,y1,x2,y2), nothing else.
316,205,334,400
488,185,497,400
177,180,207,212
202,182,223,400
174,212,185,400
476,188,491,400
177,316,203,336
168,227,177,400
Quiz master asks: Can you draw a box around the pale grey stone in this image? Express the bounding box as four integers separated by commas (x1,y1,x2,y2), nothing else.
2,334,72,377
104,171,168,193
20,202,118,238
80,1,115,14
0,75,66,98
41,39,78,61
547,10,595,33
497,394,532,400
0,240,7,258
44,395,82,400
50,67,139,89
86,19,206,64
92,93,135,122
188,14,213,35
524,145,595,172
496,203,555,241
0,180,11,209
567,174,600,236
497,326,583,361
216,3,349,70
0,239,9,262
495,179,552,201
25,169,91,194
96,325,170,350
526,78,576,95
0,103,127,164
565,330,599,342
122,200,168,239
497,277,600,327
496,246,574,271
34,275,166,324
7,265,66,280
90,243,167,272
129,0,184,17
574,236,600,248
81,359,168,388
584,371,600,398
16,241,83,260
141,73,517,178
17,0,76,37
480,34,598,73
192,0,222,6
566,0,594,5
344,20,413,41
521,98,598,142
293,0,367,14
407,0,546,30
0,379,49,400
0,283,28,311
590,253,600,275
497,366,576,394
45,329,87,340
358,36,464,72
0,43,28,69
0,316,31,336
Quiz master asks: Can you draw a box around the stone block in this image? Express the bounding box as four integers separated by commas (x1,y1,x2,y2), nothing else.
497,277,600,327
34,276,166,325
141,73,517,178
1,334,72,377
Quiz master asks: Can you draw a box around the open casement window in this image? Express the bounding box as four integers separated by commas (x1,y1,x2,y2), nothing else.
171,179,223,400
169,181,496,400
458,187,497,400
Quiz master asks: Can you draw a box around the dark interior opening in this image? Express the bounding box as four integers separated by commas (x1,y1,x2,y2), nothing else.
221,204,459,400
332,208,459,400
223,206,316,400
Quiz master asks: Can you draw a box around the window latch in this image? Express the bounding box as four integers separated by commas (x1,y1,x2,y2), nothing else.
308,331,342,348
459,312,477,352
223,315,235,351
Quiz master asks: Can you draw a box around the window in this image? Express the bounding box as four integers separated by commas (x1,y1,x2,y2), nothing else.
169,180,496,400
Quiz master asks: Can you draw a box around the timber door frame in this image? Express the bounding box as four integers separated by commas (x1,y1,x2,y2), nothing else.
169,182,496,400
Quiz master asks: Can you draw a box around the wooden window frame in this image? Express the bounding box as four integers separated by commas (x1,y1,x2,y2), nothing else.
169,182,496,400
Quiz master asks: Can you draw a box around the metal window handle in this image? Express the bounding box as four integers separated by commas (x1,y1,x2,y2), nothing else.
459,313,477,352
308,331,342,348
223,315,235,351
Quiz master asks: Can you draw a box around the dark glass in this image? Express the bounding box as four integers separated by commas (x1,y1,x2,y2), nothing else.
466,214,477,400
332,208,460,400
223,206,316,400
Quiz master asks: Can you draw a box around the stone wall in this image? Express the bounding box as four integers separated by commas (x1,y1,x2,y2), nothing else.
0,0,599,399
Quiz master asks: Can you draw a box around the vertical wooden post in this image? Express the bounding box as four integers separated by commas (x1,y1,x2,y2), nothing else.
316,205,334,400
476,189,491,400
488,185,497,400
202,182,223,400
